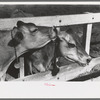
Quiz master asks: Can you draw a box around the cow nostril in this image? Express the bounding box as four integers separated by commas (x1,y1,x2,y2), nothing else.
87,58,92,64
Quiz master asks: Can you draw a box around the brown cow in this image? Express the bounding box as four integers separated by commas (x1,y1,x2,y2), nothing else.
0,21,57,79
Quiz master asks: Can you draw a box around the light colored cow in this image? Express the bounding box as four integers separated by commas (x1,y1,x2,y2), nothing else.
0,21,57,79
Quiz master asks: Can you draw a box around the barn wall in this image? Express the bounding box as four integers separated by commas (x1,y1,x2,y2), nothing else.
0,5,100,18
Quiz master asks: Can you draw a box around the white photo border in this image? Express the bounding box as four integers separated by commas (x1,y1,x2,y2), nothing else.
0,1,100,98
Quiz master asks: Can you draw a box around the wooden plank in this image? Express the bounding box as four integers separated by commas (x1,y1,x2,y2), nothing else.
12,57,100,81
85,24,92,54
5,73,15,81
0,74,6,81
0,13,100,30
12,63,83,81
85,76,100,82
19,57,24,78
82,12,92,49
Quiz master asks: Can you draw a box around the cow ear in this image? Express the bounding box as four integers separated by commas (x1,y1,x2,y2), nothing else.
52,26,60,35
52,26,58,34
8,27,23,47
8,32,23,47
17,21,25,28
58,30,71,42
8,38,20,47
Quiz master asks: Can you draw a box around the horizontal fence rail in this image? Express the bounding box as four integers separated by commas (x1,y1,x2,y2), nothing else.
0,13,100,30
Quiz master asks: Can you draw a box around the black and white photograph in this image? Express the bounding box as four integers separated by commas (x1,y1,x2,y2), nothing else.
0,1,100,98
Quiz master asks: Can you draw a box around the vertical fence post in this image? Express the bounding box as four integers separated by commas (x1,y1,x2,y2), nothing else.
82,12,93,54
84,24,92,54
19,57,24,78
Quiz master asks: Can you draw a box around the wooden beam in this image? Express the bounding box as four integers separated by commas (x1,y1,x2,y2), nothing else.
19,57,24,78
5,73,15,81
12,57,100,81
12,63,82,81
85,76,100,82
0,13,100,30
0,74,6,81
85,24,92,54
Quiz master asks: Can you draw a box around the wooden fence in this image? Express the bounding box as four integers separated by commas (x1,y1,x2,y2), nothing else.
1,12,100,81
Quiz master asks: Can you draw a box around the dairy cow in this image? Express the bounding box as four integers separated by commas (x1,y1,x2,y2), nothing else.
0,21,57,79
24,28,92,76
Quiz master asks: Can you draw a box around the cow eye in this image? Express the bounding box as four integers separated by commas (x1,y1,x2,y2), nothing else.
32,29,38,32
68,42,76,48
62,37,76,48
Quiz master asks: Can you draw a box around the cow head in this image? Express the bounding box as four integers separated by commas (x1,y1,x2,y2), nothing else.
8,21,57,50
58,28,91,65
